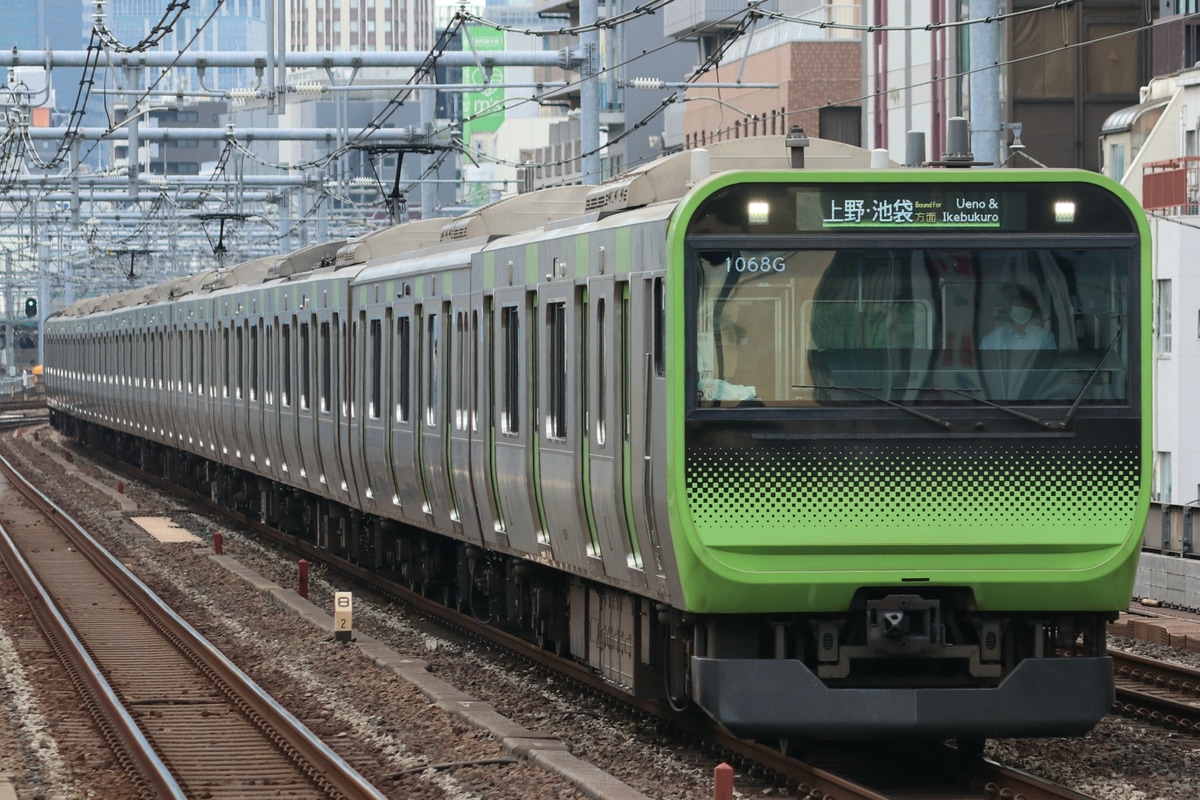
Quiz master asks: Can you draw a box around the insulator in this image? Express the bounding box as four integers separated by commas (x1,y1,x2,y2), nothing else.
628,77,664,90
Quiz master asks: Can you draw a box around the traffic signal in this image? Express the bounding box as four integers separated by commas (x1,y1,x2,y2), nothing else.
24,298,36,318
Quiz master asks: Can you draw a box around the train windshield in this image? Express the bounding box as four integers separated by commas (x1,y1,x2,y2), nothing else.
690,245,1134,409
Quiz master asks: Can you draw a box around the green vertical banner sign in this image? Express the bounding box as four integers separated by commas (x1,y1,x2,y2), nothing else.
462,25,507,206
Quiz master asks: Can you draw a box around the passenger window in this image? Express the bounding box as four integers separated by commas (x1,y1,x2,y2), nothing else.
501,305,520,435
369,318,382,419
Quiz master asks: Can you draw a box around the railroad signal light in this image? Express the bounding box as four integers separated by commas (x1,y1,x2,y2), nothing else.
24,297,37,318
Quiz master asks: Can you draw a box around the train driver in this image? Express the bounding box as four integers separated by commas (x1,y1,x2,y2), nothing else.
979,287,1057,351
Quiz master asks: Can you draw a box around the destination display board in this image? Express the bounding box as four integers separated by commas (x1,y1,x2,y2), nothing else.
820,192,1008,229
687,179,1136,236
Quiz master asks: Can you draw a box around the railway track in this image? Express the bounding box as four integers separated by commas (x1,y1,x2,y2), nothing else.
0,449,389,800
0,407,48,432
61,433,1107,800
1112,649,1200,731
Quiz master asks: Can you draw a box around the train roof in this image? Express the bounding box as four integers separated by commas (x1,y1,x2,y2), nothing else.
334,217,451,269
438,185,595,243
581,135,881,218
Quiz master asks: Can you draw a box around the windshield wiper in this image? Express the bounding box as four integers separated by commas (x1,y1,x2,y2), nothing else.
923,387,1051,430
1057,330,1122,430
794,384,952,430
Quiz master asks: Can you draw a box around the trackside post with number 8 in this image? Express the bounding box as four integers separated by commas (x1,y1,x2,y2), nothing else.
334,592,353,642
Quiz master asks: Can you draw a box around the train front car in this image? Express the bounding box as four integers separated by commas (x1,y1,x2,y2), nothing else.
669,170,1150,741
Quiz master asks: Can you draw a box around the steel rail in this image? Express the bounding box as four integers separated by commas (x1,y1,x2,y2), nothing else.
0,449,391,800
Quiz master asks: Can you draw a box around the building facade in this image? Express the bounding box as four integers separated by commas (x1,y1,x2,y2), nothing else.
863,0,1153,170
290,0,436,54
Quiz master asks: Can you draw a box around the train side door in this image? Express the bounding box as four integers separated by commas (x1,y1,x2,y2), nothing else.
585,277,642,584
179,318,191,452
469,296,507,550
339,311,360,503
213,315,233,465
625,276,669,592
296,314,328,497
197,319,211,455
355,304,386,515
277,316,302,488
417,299,456,533
490,288,542,554
236,317,255,468
154,328,167,443
389,305,424,524
448,293,484,544
262,316,287,482
252,315,269,475
536,281,593,571
141,324,157,442
314,310,348,499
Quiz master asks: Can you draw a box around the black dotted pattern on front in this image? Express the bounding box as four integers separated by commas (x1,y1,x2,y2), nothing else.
684,443,1140,529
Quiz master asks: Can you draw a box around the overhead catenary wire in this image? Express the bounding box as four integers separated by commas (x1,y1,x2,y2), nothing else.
0,0,229,238
2,3,1192,256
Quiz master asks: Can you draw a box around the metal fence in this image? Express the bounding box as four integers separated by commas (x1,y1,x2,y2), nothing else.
0,372,39,400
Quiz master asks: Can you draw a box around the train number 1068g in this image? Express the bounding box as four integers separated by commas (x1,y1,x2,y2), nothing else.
724,255,787,273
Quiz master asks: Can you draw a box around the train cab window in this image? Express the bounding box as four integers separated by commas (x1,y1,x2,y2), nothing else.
396,316,411,423
501,305,520,435
369,318,382,419
690,247,1134,409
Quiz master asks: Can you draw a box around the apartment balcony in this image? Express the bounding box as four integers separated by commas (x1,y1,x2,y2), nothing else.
1144,157,1200,215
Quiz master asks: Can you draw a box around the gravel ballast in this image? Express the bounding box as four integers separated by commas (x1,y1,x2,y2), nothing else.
1,424,1199,798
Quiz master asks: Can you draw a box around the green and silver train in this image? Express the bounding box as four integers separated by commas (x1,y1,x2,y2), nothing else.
44,135,1150,742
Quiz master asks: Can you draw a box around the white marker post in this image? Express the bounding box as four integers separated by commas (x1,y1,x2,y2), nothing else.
334,592,353,642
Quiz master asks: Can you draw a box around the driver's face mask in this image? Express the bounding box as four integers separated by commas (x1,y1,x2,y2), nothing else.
1009,305,1034,326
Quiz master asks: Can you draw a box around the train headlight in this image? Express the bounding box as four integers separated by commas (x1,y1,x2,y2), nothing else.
1054,201,1076,223
747,201,770,225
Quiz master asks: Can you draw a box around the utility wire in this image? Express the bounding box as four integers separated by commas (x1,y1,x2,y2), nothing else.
94,0,192,53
